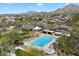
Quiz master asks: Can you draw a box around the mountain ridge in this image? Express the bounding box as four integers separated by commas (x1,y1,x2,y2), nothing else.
53,4,79,14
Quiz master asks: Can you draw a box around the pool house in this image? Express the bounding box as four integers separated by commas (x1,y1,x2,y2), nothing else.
32,26,64,36
43,30,54,35
32,26,42,32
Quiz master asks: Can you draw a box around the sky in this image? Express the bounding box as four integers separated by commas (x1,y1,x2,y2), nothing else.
0,3,79,14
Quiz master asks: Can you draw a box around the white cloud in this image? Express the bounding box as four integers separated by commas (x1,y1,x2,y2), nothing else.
37,3,43,6
6,3,13,4
65,3,70,6
36,10,41,12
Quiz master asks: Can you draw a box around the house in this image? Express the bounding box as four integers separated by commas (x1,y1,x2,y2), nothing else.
50,25,72,36
42,18,49,24
42,30,54,35
32,26,42,32
42,18,57,24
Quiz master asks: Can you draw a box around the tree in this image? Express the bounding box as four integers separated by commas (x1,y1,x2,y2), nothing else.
56,30,79,56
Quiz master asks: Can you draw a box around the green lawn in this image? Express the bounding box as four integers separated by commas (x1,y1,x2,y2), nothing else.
15,48,46,56
15,49,34,56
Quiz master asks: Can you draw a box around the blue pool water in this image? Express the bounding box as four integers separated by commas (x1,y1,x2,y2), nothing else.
31,35,54,47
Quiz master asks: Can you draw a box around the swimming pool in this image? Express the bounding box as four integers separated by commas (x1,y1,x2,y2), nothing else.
31,35,55,47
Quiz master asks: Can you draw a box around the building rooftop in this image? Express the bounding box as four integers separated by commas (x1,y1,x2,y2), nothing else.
43,30,54,33
33,26,42,30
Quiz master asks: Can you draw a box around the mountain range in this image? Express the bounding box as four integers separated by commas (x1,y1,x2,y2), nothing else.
53,4,79,14
0,4,79,15
20,4,79,15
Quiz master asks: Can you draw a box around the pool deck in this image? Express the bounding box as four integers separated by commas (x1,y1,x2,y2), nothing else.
24,33,59,56
24,34,58,55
